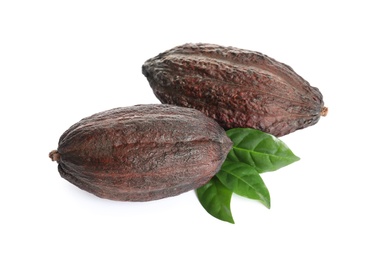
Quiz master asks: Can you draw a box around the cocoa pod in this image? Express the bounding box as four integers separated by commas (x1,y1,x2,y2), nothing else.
142,43,328,137
49,104,232,201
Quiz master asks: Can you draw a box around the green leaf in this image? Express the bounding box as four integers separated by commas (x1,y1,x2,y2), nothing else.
196,177,234,224
216,160,270,208
196,128,300,223
226,128,300,173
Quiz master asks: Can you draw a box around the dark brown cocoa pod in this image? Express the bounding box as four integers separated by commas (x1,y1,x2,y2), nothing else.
49,104,232,202
142,43,328,137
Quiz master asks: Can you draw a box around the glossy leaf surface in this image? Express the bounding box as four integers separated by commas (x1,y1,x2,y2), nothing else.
196,177,234,224
226,128,300,173
197,128,300,224
217,161,270,208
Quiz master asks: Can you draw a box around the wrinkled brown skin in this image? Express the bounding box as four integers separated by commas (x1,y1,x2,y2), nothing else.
50,104,233,202
142,43,327,137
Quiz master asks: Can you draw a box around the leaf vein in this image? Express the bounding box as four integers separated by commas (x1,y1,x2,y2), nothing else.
232,146,289,160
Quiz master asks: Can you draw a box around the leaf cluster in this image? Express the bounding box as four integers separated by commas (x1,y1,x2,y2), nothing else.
196,128,300,224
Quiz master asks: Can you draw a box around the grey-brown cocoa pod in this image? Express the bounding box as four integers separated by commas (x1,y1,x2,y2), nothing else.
49,104,233,202
142,43,328,137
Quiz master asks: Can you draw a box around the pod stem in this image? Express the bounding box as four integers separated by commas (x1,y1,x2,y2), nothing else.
321,107,328,117
49,150,61,162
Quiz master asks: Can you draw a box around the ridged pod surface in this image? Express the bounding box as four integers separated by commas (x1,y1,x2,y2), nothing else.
49,104,232,201
142,43,327,137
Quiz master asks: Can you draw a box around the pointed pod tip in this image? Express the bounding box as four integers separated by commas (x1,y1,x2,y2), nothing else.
321,107,328,117
49,150,60,162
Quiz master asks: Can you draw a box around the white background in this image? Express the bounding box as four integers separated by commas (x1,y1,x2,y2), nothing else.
1,0,369,259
